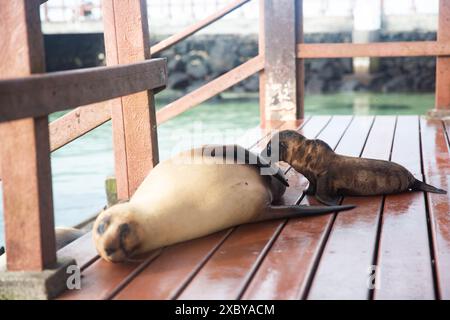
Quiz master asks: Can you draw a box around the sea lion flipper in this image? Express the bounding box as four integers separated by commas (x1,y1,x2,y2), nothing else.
411,179,447,194
314,175,340,206
304,182,316,195
253,204,356,222
315,193,341,206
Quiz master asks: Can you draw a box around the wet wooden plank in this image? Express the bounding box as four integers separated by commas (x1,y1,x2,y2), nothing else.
307,116,397,300
243,116,374,300
114,230,233,300
374,116,435,300
103,0,161,199
420,117,450,299
58,250,160,300
177,221,284,300
57,232,98,270
0,0,57,271
178,117,346,300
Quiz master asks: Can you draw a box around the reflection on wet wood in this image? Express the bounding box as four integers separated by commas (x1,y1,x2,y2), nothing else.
56,116,448,300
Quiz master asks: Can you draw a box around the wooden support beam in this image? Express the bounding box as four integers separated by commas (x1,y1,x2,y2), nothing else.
157,56,263,124
297,41,450,59
435,0,450,112
102,0,160,200
258,0,266,127
295,0,305,120
49,102,111,152
151,0,250,55
0,59,167,123
0,0,56,271
260,0,303,123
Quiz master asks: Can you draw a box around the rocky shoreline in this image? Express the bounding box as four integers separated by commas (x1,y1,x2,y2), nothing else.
44,31,437,94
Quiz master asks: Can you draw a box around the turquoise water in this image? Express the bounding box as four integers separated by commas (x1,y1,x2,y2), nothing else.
0,92,434,247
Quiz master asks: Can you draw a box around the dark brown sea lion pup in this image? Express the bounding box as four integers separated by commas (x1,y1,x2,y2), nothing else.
262,130,447,206
93,145,356,263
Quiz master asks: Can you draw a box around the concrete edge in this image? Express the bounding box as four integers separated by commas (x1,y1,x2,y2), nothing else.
0,257,77,300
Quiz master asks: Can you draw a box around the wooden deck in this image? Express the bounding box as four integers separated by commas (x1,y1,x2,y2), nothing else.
57,115,450,300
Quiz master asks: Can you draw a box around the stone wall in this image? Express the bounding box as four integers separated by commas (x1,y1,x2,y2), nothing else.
44,31,437,94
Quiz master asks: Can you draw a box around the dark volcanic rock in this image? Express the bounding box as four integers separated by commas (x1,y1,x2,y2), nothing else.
44,31,436,94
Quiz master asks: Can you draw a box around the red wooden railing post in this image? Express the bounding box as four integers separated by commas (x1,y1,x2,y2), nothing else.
102,0,160,200
259,0,304,128
0,0,57,271
431,0,450,117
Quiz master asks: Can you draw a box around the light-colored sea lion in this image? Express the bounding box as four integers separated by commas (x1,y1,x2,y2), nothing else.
93,145,355,263
262,130,447,205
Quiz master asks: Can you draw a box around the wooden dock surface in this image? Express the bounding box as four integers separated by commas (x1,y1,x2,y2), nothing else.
57,115,450,300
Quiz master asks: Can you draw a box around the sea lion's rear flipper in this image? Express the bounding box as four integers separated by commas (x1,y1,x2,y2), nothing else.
253,204,356,222
314,175,340,206
411,179,447,194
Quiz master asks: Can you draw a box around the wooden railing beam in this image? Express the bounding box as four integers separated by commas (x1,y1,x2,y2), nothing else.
151,0,250,55
0,0,56,271
0,59,167,123
49,102,111,152
297,41,450,59
157,56,264,125
103,0,160,200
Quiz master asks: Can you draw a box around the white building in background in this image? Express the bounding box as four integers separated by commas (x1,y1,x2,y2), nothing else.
40,0,439,35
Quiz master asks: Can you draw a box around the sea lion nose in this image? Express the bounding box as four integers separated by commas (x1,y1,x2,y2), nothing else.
105,246,117,256
119,223,130,237
97,222,106,235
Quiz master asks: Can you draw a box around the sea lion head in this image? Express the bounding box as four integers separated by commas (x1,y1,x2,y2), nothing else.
93,202,145,263
262,130,306,163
